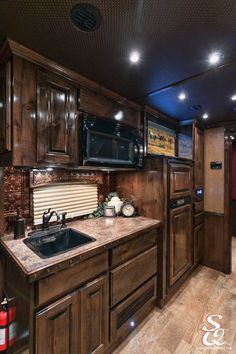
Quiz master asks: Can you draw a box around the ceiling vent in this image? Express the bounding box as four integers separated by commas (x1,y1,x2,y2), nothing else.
190,104,202,111
70,3,102,32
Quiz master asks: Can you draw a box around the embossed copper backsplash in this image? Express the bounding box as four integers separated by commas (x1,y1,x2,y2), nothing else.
3,167,117,233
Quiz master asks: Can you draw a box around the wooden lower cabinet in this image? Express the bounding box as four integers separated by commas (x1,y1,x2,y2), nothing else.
79,275,109,354
35,275,109,354
110,246,157,306
194,223,204,265
35,291,79,354
2,226,160,354
169,204,192,287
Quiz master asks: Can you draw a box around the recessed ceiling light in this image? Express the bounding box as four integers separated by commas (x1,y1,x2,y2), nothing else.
177,92,187,101
231,94,236,101
114,110,124,120
202,113,209,119
208,51,222,65
129,51,140,63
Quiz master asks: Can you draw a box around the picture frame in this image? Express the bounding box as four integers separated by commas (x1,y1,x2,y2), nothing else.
147,120,176,157
103,205,116,217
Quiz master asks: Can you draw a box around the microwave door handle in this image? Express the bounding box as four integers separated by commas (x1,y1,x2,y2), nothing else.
134,141,139,164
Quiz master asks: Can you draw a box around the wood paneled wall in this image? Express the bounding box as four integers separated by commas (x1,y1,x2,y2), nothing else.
204,213,224,270
203,127,231,273
116,157,164,221
204,127,224,213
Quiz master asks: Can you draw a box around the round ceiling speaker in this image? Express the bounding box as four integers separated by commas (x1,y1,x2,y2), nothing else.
71,3,102,32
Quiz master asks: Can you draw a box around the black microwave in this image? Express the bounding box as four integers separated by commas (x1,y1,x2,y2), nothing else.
80,114,143,168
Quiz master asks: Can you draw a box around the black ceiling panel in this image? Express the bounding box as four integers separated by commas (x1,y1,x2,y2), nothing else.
1,0,236,123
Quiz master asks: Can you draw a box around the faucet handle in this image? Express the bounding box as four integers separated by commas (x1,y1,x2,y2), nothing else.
61,212,67,228
55,211,60,221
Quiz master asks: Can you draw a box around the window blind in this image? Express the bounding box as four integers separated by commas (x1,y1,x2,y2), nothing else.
33,183,98,225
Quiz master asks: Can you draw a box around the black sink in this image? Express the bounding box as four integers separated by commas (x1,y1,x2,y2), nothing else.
24,228,96,259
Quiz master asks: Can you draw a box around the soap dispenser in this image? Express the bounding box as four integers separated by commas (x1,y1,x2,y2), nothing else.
13,208,25,239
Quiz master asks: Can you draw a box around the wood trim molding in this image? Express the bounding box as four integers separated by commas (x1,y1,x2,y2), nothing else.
30,170,104,188
204,211,224,217
1,38,141,112
0,40,12,66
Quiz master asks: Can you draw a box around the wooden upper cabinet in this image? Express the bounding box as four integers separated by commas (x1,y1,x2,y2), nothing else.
0,62,11,155
37,70,78,166
169,163,192,199
194,126,204,189
35,291,79,354
169,204,192,287
79,88,141,128
0,40,142,167
79,275,109,354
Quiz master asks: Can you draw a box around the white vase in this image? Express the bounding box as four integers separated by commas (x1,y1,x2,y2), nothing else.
107,196,123,214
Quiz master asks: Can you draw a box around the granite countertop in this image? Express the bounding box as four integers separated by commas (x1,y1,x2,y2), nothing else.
0,216,160,282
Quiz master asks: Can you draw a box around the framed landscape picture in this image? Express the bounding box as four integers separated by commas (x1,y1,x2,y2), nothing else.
178,133,193,159
147,120,176,156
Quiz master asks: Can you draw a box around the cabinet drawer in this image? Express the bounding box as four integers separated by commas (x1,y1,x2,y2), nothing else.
36,251,108,306
194,212,204,226
110,246,157,307
110,277,157,341
194,201,204,214
111,229,158,268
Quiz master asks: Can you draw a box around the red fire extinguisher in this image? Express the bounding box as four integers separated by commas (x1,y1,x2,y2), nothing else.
0,296,17,352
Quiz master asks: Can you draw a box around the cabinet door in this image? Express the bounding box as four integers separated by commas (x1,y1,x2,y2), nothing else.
35,291,79,354
169,163,192,199
194,223,204,265
0,62,11,154
79,275,109,354
37,70,77,165
194,127,204,189
169,204,192,287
